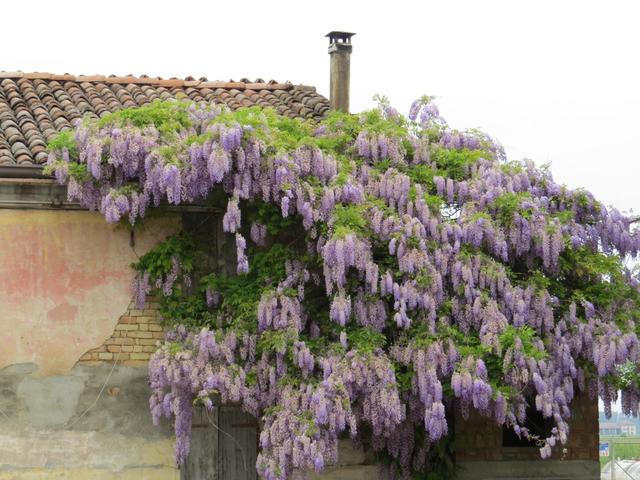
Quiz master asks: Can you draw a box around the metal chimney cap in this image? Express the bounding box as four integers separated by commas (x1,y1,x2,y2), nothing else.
325,31,356,45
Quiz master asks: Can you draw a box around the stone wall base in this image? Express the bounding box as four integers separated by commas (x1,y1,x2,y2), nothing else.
308,465,378,480
456,459,600,480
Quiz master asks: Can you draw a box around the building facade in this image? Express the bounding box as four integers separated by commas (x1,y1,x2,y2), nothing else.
0,71,601,479
600,422,637,437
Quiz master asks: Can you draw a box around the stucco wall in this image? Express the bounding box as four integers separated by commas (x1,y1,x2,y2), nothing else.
0,209,179,478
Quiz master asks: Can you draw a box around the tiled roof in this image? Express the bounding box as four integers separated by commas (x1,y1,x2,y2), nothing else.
0,72,330,169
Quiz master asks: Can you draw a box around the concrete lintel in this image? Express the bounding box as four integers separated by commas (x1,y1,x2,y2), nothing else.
0,180,79,210
0,181,223,212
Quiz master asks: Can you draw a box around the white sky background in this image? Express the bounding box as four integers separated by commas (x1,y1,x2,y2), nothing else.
3,0,639,412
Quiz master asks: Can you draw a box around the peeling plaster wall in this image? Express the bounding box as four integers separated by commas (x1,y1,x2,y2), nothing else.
0,209,180,478
0,363,178,479
0,210,178,376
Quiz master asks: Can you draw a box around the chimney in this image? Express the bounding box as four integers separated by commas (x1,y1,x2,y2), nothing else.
326,31,355,113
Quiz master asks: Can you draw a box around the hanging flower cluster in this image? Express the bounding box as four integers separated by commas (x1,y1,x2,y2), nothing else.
45,96,640,479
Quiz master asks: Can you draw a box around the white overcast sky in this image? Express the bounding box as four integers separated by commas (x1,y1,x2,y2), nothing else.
3,0,639,215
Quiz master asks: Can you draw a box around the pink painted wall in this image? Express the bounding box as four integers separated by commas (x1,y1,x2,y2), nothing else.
0,210,179,375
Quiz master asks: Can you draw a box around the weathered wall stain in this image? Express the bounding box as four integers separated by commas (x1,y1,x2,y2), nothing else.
46,302,79,324
0,210,178,376
16,374,85,427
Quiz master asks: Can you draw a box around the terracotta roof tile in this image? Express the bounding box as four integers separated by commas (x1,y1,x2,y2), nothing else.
0,72,330,168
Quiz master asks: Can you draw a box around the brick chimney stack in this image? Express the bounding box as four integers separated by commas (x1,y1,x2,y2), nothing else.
326,31,355,113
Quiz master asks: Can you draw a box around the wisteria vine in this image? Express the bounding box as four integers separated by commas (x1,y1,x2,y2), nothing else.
45,97,640,479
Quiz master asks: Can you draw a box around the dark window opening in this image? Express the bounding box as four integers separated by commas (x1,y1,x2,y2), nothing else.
502,401,554,447
182,211,234,293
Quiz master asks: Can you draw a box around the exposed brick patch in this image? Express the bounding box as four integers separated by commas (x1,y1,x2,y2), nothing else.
78,296,164,365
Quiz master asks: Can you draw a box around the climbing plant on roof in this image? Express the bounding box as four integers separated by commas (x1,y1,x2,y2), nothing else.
45,95,640,479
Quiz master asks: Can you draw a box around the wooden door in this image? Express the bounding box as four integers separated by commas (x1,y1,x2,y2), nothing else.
218,406,258,480
181,406,258,480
